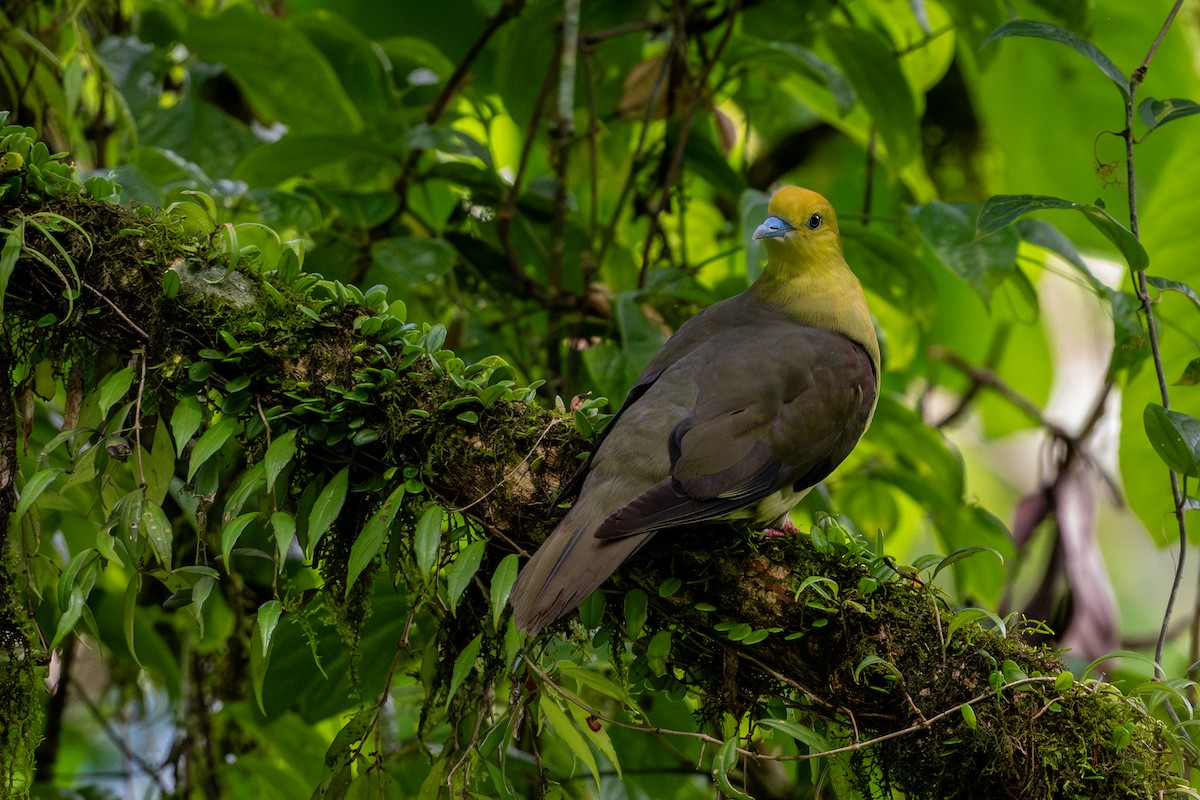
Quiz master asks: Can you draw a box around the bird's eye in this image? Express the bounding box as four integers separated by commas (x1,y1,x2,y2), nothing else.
806,213,823,230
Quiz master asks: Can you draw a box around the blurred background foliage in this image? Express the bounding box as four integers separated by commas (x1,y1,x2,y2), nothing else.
5,0,1200,797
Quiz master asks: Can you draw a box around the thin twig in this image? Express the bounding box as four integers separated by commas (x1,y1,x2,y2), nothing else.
1122,0,1190,679
450,417,563,514
83,282,148,340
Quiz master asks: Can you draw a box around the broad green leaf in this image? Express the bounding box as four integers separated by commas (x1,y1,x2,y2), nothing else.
982,20,1129,101
414,505,444,580
14,467,61,523
1143,404,1200,478
1139,97,1200,133
539,694,601,792
566,700,622,780
97,367,136,416
824,26,919,168
192,575,215,637
0,231,21,315
977,194,1148,273
647,630,672,677
711,737,752,800
184,5,361,135
489,554,519,631
446,633,482,708
170,394,204,457
263,429,297,494
221,512,260,566
58,548,99,612
248,601,280,716
346,484,405,595
269,511,296,555
188,417,240,482
624,589,649,640
961,703,978,729
50,586,86,650
446,540,485,611
304,467,349,560
140,504,173,569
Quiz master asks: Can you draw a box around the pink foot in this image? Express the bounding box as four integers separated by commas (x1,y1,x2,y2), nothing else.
763,517,803,537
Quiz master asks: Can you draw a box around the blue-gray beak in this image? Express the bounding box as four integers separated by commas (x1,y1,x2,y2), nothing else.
753,215,793,240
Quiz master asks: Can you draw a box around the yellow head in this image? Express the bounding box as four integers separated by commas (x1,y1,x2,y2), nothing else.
753,186,843,267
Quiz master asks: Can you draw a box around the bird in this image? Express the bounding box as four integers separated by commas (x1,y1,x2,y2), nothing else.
509,186,881,635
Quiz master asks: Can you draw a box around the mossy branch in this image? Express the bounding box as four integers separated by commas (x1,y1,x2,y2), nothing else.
1,187,1185,799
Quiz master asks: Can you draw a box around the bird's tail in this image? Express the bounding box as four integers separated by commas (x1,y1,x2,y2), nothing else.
510,506,647,635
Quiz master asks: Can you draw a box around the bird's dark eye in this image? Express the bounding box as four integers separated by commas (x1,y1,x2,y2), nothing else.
806,213,823,230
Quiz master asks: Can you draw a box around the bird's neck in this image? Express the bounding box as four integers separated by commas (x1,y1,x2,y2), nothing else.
752,245,881,381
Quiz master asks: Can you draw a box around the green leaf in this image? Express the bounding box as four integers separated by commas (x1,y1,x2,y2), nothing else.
725,37,856,114
221,512,259,566
140,504,173,570
1138,97,1200,133
1173,358,1200,387
188,417,240,482
758,718,833,753
183,5,361,135
930,546,1004,581
97,367,136,416
982,20,1129,101
346,484,405,595
1146,275,1200,311
711,737,752,800
251,600,283,714
1143,404,1200,478
233,134,393,187
447,633,483,707
192,575,215,637
624,589,649,640
305,467,349,560
977,194,1148,272
14,467,61,523
446,540,485,611
539,694,601,792
824,26,919,168
489,554,519,631
646,630,672,677
854,653,903,682
263,429,297,494
269,511,296,554
0,231,21,316
50,586,86,650
170,395,204,456
961,703,978,729
947,607,1007,644
414,504,443,580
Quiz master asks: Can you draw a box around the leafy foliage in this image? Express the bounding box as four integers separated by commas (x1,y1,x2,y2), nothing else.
4,0,1200,798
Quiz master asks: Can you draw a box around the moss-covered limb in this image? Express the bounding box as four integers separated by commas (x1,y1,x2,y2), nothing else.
1,190,1184,798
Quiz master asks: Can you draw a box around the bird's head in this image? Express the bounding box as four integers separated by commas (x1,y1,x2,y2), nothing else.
752,187,841,263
